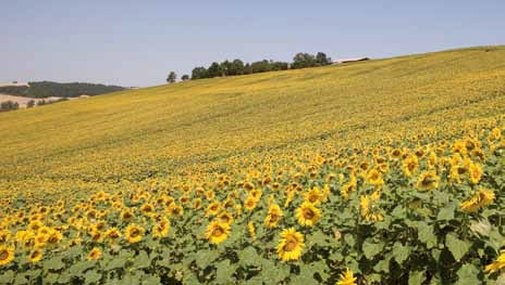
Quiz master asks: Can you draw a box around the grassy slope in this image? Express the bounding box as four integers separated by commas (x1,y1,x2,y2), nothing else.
0,46,504,199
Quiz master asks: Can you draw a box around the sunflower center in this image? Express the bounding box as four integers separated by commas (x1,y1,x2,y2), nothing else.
31,251,40,259
212,227,224,237
131,229,140,237
422,176,434,186
270,214,279,222
283,239,297,251
304,209,315,219
0,250,8,260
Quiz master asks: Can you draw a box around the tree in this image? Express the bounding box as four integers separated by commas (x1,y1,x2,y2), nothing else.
181,74,190,81
315,52,332,66
191,67,208,80
229,59,245,76
271,61,289,71
166,72,177,83
291,52,316,69
26,100,35,108
251,60,272,73
207,62,222,78
0,100,19,112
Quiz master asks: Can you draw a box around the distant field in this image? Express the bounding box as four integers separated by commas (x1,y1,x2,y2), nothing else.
0,46,504,284
0,94,71,108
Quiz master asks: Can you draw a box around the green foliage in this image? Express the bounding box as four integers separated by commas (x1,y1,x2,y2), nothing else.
0,81,124,98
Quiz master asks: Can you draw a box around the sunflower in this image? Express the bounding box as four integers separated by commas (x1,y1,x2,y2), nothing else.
0,230,11,243
218,212,234,225
140,203,155,215
120,209,134,221
460,188,495,213
336,268,357,285
250,189,263,200
264,203,283,228
46,230,63,246
28,220,43,232
244,196,259,212
152,218,170,239
167,204,184,217
276,228,304,262
366,169,384,186
485,251,505,273
247,221,256,241
205,201,221,217
28,247,43,263
87,247,102,261
0,245,15,266
125,224,145,244
295,202,321,227
341,176,357,200
360,194,383,222
468,163,483,184
193,198,202,210
105,228,121,243
303,187,323,204
415,171,440,191
402,154,419,177
205,220,231,244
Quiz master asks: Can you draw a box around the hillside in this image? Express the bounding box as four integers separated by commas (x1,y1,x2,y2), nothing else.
0,46,504,284
1,46,504,199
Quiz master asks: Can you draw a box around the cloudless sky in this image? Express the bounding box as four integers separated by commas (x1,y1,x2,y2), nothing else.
1,0,504,87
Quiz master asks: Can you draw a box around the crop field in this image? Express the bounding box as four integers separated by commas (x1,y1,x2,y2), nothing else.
0,46,504,284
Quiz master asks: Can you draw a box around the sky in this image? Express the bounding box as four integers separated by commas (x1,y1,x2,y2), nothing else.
1,0,504,87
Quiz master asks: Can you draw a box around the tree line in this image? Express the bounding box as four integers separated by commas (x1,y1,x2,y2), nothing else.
166,52,332,83
0,81,125,98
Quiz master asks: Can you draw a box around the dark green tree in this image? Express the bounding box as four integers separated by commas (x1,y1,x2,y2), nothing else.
166,71,177,83
315,52,332,66
191,67,208,80
181,74,190,81
291,52,316,69
207,62,222,78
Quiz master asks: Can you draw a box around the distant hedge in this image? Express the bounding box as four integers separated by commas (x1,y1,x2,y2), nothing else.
0,81,125,98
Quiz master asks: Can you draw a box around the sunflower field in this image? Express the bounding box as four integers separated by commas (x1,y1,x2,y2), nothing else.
0,46,504,284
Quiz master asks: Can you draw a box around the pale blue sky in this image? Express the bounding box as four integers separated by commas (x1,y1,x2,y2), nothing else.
1,0,504,87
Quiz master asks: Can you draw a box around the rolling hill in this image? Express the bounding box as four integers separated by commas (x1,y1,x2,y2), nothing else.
1,46,504,201
0,46,504,284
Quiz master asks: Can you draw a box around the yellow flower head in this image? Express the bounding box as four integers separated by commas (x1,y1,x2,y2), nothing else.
125,224,145,244
205,201,221,217
264,203,283,228
468,163,483,184
485,251,505,273
336,268,357,285
152,218,170,239
415,171,440,191
247,221,256,241
460,188,495,213
218,211,234,225
402,154,419,177
87,247,102,261
105,227,122,243
295,201,321,227
244,196,259,212
28,248,43,263
276,228,304,262
0,245,15,266
366,169,384,186
303,187,323,204
205,220,231,244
